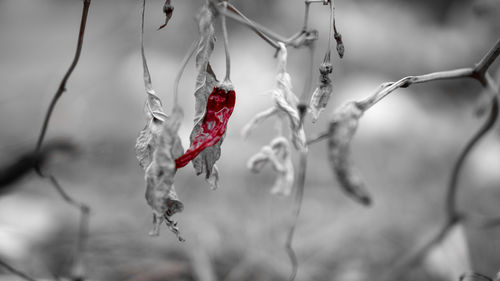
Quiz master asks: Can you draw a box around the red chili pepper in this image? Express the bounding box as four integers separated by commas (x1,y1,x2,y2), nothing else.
175,86,236,168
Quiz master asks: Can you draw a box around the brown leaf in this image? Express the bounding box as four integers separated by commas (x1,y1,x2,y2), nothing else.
328,102,371,205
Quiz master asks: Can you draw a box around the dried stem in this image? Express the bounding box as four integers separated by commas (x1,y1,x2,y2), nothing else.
0,258,38,281
220,1,231,82
36,0,91,152
173,39,199,108
32,1,92,280
379,218,460,281
300,43,316,104
306,130,330,145
302,1,311,31
224,3,280,51
285,112,309,281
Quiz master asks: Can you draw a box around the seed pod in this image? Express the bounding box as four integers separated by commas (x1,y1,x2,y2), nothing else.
328,102,371,205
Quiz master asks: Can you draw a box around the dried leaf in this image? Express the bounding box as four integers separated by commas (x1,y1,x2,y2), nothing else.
334,32,345,58
242,42,306,150
328,101,371,205
424,223,472,281
309,60,333,123
247,137,294,196
158,0,174,30
145,107,185,240
174,4,225,189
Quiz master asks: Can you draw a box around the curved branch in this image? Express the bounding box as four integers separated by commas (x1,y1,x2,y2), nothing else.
36,0,91,152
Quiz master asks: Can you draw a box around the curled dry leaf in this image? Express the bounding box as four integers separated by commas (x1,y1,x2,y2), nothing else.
142,107,185,240
334,32,344,58
328,101,372,205
158,0,174,30
309,56,333,123
242,42,306,150
247,137,294,196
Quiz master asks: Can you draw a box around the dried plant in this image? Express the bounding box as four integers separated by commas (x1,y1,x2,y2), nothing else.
2,0,500,281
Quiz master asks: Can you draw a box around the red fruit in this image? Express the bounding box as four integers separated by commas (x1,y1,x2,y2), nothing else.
175,86,236,168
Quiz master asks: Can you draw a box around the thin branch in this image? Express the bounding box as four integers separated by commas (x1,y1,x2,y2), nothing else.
211,1,287,46
224,3,280,51
285,111,308,281
173,39,199,108
0,258,38,281
300,43,316,104
474,39,500,81
36,0,91,152
220,1,231,82
446,96,498,217
302,1,311,31
379,218,460,281
306,130,330,145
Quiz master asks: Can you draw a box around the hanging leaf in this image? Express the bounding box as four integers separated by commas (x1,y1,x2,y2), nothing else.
247,137,294,196
242,42,306,150
158,0,174,30
328,101,371,205
145,107,185,240
310,55,333,123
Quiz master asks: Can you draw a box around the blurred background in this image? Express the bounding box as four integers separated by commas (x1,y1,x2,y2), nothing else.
0,0,500,280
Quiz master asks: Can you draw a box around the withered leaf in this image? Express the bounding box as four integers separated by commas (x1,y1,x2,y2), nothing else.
242,42,306,150
144,107,185,240
310,60,333,123
247,137,294,196
158,0,174,30
328,101,372,205
183,4,223,189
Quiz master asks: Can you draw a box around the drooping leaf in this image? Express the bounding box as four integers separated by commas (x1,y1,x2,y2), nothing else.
310,58,333,123
145,107,185,240
247,137,294,196
328,101,371,205
242,42,306,150
158,0,174,30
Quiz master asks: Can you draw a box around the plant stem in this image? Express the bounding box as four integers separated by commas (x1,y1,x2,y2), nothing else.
36,0,91,152
220,1,231,82
173,39,199,108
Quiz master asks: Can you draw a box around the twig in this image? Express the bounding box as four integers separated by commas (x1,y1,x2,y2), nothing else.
173,39,199,108
220,1,231,82
300,43,316,104
379,218,460,281
224,3,280,51
285,111,309,281
210,1,287,46
0,258,38,281
364,39,500,280
35,0,91,152
306,130,330,145
33,1,92,280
